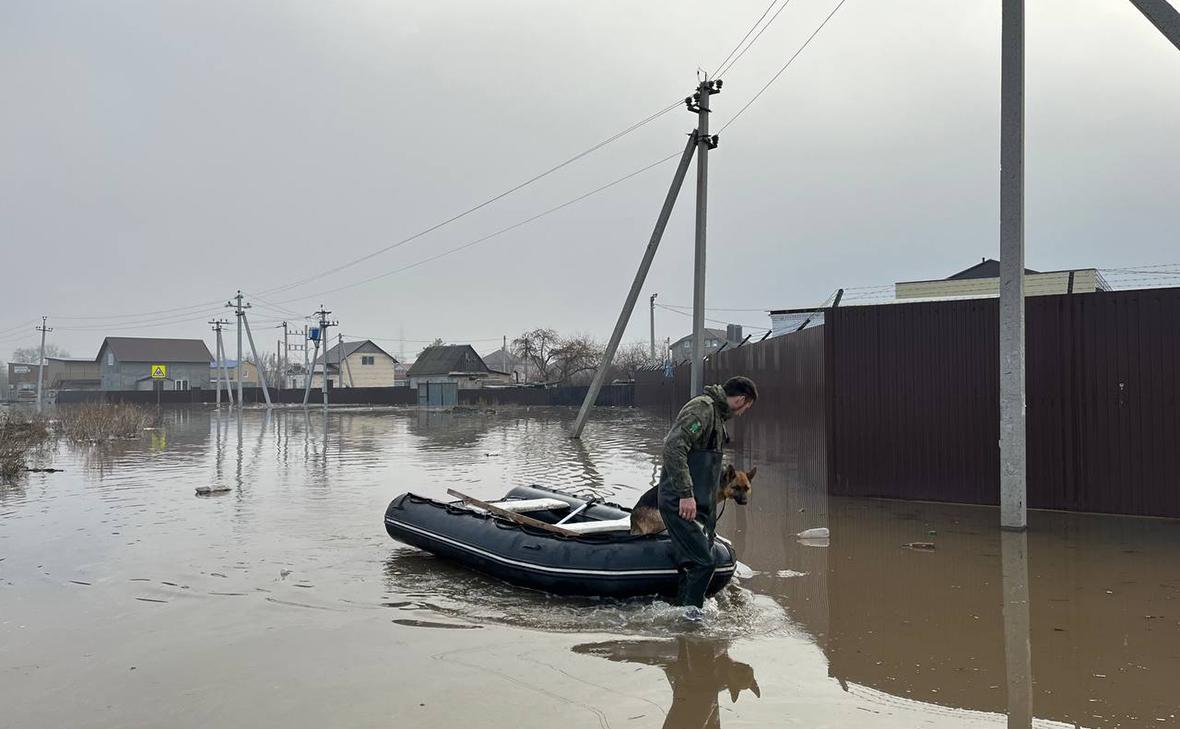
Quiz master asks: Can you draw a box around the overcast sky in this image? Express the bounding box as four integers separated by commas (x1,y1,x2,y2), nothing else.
3,0,1178,361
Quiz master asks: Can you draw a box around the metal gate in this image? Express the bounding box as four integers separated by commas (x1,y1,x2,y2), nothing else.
417,382,458,407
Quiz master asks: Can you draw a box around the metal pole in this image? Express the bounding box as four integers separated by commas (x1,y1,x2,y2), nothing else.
1000,530,1033,727
690,79,712,395
302,326,308,391
302,338,319,406
211,321,222,408
280,322,289,396
218,326,235,405
340,334,356,388
572,136,697,439
1128,0,1180,51
649,293,658,360
321,318,330,408
1000,0,1027,530
35,316,51,413
228,291,244,407
242,312,273,408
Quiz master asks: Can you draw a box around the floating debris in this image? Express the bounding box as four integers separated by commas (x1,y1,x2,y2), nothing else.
905,542,936,551
195,485,231,496
797,528,829,539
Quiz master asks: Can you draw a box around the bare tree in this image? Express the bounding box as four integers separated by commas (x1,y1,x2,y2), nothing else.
550,334,603,385
418,338,445,358
250,351,282,387
609,341,659,381
11,345,69,364
511,328,561,383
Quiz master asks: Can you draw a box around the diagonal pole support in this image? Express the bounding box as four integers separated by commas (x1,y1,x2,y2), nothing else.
572,136,697,439
1128,0,1180,51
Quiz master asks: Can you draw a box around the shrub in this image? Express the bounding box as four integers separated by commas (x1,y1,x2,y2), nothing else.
57,403,158,443
0,410,50,481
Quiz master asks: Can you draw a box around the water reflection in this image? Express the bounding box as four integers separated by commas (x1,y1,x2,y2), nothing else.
4,406,1179,728
573,638,761,728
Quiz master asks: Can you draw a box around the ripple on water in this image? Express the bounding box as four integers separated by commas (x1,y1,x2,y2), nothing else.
382,549,792,640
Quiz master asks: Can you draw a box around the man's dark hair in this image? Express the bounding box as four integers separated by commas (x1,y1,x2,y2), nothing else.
723,376,758,402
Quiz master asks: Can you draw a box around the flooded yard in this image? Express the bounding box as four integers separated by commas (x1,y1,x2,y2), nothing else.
1,406,1178,728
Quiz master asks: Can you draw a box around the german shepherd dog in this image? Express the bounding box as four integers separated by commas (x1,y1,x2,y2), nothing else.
629,465,756,535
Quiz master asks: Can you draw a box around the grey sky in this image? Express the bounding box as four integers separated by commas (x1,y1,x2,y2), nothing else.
3,0,1178,361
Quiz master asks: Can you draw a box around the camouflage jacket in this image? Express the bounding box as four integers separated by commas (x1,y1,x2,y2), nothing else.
660,384,732,499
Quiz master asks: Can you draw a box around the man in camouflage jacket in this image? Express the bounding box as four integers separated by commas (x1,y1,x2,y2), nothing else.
657,377,758,613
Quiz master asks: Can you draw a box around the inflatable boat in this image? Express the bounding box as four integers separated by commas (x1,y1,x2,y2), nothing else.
383,485,736,599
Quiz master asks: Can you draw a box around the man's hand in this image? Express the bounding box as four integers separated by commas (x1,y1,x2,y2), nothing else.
678,497,697,522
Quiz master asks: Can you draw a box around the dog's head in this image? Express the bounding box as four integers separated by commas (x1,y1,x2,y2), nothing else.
719,464,756,505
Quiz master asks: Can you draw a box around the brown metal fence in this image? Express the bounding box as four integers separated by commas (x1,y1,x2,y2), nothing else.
635,327,829,491
827,287,1180,518
636,287,1180,519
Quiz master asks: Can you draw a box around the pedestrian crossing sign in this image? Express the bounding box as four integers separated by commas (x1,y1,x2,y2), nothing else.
151,364,167,379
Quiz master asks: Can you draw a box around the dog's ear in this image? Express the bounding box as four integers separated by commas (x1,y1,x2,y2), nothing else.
746,466,757,482
723,463,736,482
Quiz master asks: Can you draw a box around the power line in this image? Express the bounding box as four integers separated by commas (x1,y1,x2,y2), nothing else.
46,298,228,321
255,99,684,298
712,0,781,76
716,0,797,79
269,148,687,305
719,0,851,134
655,303,770,331
343,333,504,344
659,304,773,312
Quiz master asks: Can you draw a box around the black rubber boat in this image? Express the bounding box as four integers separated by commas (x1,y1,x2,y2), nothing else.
383,485,736,599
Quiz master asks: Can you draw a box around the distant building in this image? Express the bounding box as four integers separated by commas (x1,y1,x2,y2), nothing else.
6,357,100,400
768,309,825,338
895,258,1110,300
97,337,213,391
310,340,399,388
669,327,742,364
481,348,538,384
209,359,260,387
406,345,494,389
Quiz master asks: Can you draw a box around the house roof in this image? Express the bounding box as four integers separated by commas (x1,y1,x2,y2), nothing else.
670,329,729,349
316,340,397,366
98,337,213,363
481,349,520,371
946,258,1040,281
406,345,490,377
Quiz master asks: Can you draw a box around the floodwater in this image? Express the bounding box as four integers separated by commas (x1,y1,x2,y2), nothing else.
1,406,1178,729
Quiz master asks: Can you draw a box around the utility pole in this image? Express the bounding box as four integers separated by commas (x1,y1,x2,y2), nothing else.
277,322,289,396
227,291,246,407
649,293,658,360
240,308,273,408
339,333,355,388
572,135,697,439
213,319,234,405
301,326,308,391
1127,0,1180,51
690,77,720,395
210,320,226,407
999,0,1026,530
302,305,336,407
35,316,51,413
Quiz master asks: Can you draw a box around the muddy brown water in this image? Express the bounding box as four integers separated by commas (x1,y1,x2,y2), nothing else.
1,406,1178,728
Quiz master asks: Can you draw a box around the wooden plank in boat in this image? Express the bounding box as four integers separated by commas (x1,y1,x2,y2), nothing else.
447,489,580,538
468,498,570,514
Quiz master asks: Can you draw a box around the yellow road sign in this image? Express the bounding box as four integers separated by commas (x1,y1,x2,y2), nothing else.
151,364,168,379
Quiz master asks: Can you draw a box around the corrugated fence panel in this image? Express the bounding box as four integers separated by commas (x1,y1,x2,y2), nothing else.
828,298,1002,504
634,327,829,493
828,287,1180,518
